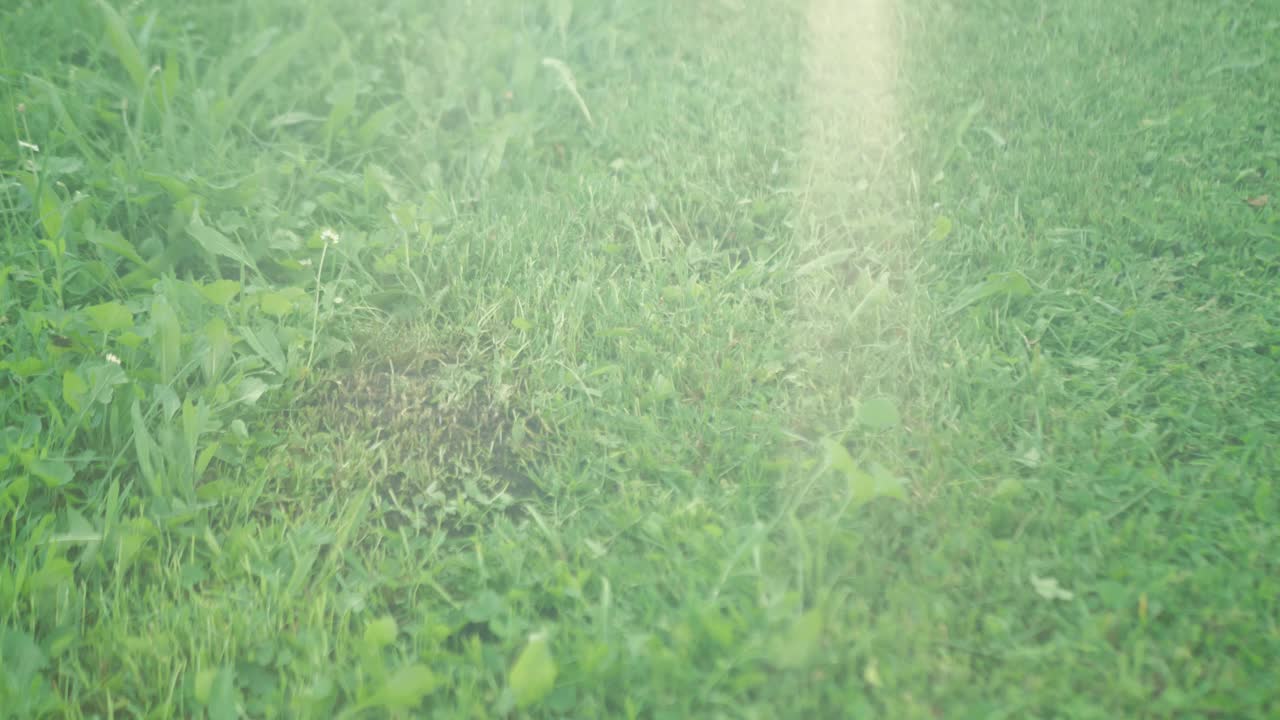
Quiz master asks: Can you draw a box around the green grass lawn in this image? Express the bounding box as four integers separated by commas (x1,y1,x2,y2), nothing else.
2,0,1277,716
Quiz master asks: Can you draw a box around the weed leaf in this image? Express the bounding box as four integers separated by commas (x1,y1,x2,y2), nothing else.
63,370,89,413
188,216,258,273
770,606,824,668
364,616,398,649
926,215,953,242
509,631,557,709
946,271,1034,315
822,440,908,506
1030,575,1074,601
150,296,182,384
355,103,401,147
234,377,271,406
198,280,242,307
85,302,134,334
37,186,64,241
857,396,901,430
0,628,48,714
258,291,296,317
130,400,159,497
86,226,148,268
207,666,239,720
239,325,287,376
378,664,438,711
29,458,74,489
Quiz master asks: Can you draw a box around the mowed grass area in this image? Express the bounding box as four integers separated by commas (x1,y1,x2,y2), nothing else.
1,0,1277,716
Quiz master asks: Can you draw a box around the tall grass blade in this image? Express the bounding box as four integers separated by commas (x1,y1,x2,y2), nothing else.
94,0,149,93
226,31,306,122
542,58,594,126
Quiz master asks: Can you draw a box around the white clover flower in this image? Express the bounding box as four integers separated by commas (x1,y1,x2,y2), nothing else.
105,353,121,365
321,227,340,244
333,296,345,305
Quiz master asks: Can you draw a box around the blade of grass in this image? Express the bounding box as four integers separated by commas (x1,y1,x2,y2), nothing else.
225,30,307,125
94,0,149,93
28,77,101,162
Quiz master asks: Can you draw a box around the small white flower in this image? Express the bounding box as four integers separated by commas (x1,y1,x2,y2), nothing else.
321,227,340,244
105,353,121,365
333,296,345,305
298,258,313,267
18,139,39,153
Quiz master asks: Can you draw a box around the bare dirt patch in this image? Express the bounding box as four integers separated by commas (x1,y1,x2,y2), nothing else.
290,342,548,530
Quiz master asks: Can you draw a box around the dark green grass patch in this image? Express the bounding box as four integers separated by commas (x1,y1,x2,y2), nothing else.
890,1,1280,715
